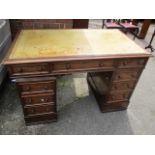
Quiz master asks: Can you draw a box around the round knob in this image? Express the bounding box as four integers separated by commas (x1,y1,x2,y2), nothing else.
66,63,71,69
123,94,126,98
30,108,35,113
45,98,49,102
44,86,48,90
138,60,144,65
27,98,32,103
41,98,45,102
114,85,117,89
111,96,114,100
25,86,30,91
118,75,121,79
126,83,130,88
123,61,127,66
18,68,23,72
99,62,104,67
105,76,109,80
46,107,50,112
39,66,44,71
131,74,135,78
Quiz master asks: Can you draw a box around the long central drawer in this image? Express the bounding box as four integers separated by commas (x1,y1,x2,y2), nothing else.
51,59,114,72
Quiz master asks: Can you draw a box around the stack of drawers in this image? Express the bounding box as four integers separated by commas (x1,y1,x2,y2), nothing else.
16,77,57,125
87,58,148,113
103,58,148,112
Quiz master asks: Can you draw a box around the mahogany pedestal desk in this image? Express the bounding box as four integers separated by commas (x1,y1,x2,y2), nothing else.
3,29,150,125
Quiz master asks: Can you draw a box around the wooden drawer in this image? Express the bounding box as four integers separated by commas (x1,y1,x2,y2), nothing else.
18,81,55,94
101,101,129,112
25,113,57,125
9,63,49,76
52,59,114,72
111,80,136,91
113,69,141,81
106,91,131,102
118,58,147,68
24,104,56,116
21,93,55,106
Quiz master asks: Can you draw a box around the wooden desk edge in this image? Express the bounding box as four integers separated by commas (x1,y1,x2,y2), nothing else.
3,53,151,65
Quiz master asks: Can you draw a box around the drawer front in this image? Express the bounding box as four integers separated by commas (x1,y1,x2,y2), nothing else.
118,58,147,68
22,93,55,106
24,104,56,116
71,60,114,70
52,59,114,72
102,101,129,112
107,91,131,102
18,81,55,94
25,113,57,125
113,69,141,81
10,63,49,76
111,81,136,91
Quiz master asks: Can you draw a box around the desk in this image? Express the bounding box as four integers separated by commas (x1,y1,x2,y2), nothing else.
3,29,150,125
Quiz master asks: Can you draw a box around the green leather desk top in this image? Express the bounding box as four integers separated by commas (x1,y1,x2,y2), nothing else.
6,29,150,62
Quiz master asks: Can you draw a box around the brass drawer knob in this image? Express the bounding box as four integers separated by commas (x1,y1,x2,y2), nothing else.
45,98,49,102
18,68,23,72
39,66,44,71
41,98,48,102
123,94,126,98
44,86,49,90
25,86,30,91
30,108,35,113
111,96,114,100
66,63,71,69
114,85,117,89
41,98,45,102
131,74,135,78
126,83,130,88
105,76,109,80
117,75,121,79
27,98,32,103
46,107,50,111
99,62,104,67
123,61,127,66
138,60,144,65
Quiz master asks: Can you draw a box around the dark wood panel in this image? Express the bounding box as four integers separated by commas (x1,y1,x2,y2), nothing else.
106,91,131,103
113,68,142,82
24,103,56,116
17,80,55,94
21,93,55,106
9,63,49,76
52,59,114,73
99,101,129,113
111,80,136,91
25,112,57,125
118,58,147,68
